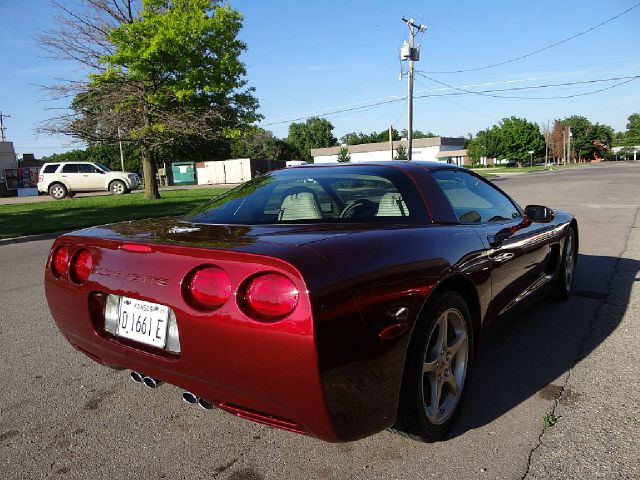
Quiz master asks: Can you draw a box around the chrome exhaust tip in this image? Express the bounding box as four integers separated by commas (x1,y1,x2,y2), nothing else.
197,398,215,410
182,392,198,404
130,371,144,383
142,377,162,389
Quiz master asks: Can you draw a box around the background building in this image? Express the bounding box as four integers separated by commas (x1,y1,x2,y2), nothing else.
311,137,465,163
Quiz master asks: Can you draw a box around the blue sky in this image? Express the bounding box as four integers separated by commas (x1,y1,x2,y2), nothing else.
0,0,638,157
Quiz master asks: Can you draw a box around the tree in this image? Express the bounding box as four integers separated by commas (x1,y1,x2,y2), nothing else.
39,0,260,199
400,129,437,139
498,117,545,162
229,128,294,160
340,128,400,145
287,117,337,162
395,145,408,160
336,146,351,162
625,113,640,146
40,143,143,172
560,116,614,161
467,126,502,162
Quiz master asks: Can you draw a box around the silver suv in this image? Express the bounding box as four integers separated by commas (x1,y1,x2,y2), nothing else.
37,162,140,199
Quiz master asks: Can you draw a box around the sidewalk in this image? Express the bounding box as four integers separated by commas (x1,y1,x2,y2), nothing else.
525,208,640,479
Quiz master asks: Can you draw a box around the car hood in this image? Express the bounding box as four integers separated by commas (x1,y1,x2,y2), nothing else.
65,217,393,250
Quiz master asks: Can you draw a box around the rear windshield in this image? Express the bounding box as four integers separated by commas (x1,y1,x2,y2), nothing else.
186,166,428,225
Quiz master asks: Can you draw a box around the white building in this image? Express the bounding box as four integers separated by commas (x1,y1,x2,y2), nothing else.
311,137,465,163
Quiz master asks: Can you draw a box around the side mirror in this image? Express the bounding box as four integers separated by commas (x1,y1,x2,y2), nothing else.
524,205,554,223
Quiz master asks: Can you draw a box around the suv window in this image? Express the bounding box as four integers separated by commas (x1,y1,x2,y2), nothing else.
61,164,79,174
432,169,521,224
78,163,100,173
43,164,59,174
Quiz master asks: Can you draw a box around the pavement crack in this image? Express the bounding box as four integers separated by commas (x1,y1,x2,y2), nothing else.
521,205,640,480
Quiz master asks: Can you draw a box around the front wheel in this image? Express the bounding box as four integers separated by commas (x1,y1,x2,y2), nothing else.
554,226,577,300
393,290,474,442
109,180,128,195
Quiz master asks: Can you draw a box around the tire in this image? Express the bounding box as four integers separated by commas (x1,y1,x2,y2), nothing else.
393,290,474,442
49,183,68,200
554,226,577,300
109,180,127,195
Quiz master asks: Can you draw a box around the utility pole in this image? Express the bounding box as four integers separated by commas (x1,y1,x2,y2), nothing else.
401,18,427,160
118,127,125,172
563,128,567,165
567,126,572,164
0,111,11,142
389,125,394,160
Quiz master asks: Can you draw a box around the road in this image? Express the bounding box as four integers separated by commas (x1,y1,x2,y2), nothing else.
0,163,638,479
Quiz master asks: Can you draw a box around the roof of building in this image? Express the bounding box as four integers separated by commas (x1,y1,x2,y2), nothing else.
310,136,465,157
436,149,468,158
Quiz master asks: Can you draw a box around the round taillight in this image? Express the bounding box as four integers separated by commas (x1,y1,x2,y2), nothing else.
243,273,299,320
51,246,69,277
185,266,232,310
71,249,93,283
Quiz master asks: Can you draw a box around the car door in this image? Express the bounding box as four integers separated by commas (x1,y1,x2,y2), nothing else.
431,169,552,317
78,163,105,190
59,163,82,190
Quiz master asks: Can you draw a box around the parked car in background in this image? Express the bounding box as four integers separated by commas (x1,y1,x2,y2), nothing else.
37,162,140,199
44,161,577,442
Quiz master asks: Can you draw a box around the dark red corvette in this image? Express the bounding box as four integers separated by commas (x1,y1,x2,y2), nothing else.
45,161,578,442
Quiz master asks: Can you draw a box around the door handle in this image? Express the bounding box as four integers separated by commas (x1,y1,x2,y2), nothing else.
491,252,515,263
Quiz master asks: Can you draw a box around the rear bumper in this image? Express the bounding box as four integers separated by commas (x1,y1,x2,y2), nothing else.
44,237,342,441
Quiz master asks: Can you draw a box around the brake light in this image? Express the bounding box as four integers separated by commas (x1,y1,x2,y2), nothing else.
184,266,232,310
38,174,43,182
70,249,93,283
51,246,69,277
242,273,298,320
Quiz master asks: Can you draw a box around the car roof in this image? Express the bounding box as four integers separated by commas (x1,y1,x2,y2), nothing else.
292,160,467,172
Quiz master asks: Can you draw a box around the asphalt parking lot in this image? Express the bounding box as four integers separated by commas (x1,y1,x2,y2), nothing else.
0,163,638,479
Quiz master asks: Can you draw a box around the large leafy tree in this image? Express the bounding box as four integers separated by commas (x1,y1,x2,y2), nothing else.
498,117,545,161
625,113,640,145
229,128,295,160
39,0,260,198
560,116,614,160
287,117,337,162
467,126,502,162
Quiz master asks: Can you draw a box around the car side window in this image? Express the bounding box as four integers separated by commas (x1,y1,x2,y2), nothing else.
43,164,59,174
78,164,99,173
432,169,521,224
61,164,79,174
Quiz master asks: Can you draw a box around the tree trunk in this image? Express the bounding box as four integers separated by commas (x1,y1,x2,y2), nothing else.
141,145,161,199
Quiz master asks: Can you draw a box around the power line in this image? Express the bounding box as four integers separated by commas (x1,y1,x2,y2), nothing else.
415,73,640,99
261,75,640,126
424,2,640,74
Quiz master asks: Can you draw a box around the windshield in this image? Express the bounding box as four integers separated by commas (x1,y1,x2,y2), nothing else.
186,166,428,225
95,162,112,172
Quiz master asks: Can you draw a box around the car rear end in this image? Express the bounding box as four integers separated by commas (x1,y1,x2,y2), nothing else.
37,163,60,193
45,234,337,441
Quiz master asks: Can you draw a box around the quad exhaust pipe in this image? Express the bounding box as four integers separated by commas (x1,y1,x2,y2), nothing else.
130,371,163,389
130,372,213,409
182,391,215,410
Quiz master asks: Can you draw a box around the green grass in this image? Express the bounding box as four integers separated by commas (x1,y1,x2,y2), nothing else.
471,163,593,177
0,188,228,240
542,413,559,429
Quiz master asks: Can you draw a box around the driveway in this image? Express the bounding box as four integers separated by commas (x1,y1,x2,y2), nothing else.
0,163,638,479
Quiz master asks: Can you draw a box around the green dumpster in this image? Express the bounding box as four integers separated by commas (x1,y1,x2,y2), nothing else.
171,162,196,185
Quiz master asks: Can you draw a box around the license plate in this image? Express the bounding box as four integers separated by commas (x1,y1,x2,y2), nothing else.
117,297,169,348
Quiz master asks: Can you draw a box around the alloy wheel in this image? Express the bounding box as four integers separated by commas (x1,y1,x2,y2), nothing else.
422,308,469,425
564,231,576,291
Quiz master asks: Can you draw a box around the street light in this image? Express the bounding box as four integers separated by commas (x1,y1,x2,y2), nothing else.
528,150,534,168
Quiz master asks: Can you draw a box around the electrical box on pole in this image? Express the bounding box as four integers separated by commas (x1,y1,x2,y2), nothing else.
400,18,426,161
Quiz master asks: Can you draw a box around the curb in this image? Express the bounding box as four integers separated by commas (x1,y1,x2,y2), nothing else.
0,231,70,246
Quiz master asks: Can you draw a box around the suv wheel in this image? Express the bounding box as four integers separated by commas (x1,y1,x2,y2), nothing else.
49,183,68,200
109,180,127,195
